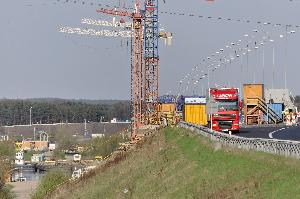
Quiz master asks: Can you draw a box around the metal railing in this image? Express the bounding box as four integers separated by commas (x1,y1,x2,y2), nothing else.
178,122,300,159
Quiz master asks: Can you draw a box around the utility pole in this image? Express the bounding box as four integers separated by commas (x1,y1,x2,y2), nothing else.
207,65,210,89
33,127,36,141
84,119,87,132
29,107,33,126
262,44,265,85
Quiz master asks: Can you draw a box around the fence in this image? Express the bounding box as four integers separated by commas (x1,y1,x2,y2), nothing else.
178,122,300,159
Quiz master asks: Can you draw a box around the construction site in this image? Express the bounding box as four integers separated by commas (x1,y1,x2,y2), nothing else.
2,0,300,198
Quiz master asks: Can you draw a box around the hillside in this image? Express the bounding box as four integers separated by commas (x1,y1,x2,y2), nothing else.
50,127,300,199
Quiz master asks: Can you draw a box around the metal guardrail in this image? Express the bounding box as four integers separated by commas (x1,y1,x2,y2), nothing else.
178,122,300,159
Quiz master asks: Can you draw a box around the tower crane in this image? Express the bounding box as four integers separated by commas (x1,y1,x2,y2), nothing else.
58,0,164,140
143,0,160,126
97,1,145,140
97,0,159,139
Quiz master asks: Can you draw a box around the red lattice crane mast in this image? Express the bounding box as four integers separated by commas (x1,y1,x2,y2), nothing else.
97,1,144,139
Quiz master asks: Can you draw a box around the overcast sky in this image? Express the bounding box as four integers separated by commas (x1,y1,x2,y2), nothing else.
0,0,299,99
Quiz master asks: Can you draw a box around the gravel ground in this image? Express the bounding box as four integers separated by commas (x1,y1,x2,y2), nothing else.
9,180,39,199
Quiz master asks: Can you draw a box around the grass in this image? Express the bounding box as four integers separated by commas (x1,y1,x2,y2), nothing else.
23,150,36,161
32,171,71,199
50,127,300,199
0,141,15,158
81,133,129,158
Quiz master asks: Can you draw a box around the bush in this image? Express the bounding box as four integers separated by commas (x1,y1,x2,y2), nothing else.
32,171,70,199
82,133,129,158
53,150,65,159
0,161,11,190
0,141,15,158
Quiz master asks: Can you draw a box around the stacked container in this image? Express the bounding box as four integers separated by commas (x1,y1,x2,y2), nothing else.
243,84,265,103
158,95,177,113
159,103,176,112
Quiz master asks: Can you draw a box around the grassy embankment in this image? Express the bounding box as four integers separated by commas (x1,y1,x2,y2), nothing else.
51,127,300,198
31,171,70,199
81,133,129,159
32,132,129,199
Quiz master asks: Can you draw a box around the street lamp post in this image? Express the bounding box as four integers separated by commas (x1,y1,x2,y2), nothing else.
269,39,275,89
285,25,288,89
281,27,295,89
207,57,211,90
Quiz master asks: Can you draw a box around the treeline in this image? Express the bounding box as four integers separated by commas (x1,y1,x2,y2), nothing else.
0,99,130,126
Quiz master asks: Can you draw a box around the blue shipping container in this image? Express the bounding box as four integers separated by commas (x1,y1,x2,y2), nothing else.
159,95,176,104
263,103,284,122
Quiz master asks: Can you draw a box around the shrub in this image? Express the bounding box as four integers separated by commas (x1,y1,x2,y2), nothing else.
32,171,70,199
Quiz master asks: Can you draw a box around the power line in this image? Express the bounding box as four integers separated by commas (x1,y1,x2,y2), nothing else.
159,10,300,29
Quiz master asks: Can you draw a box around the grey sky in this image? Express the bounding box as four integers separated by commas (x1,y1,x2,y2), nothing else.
0,0,299,99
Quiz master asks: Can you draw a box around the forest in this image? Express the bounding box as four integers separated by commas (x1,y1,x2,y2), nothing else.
0,99,130,126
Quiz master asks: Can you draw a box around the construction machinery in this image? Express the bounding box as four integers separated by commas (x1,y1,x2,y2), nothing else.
97,0,160,139
59,0,170,138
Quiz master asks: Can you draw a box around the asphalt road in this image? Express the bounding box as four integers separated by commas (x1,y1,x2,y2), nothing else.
236,125,300,141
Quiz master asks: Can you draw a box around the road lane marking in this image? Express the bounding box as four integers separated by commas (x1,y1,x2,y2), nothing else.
269,127,286,139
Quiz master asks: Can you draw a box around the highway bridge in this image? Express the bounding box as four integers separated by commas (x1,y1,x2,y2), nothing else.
238,125,300,141
180,122,300,160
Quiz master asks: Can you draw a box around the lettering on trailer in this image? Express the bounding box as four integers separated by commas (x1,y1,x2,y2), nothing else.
213,93,235,99
211,89,238,100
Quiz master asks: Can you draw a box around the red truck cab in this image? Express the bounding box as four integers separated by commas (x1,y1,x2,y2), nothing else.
209,88,240,134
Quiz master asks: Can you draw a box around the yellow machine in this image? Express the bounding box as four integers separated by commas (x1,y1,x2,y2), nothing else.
95,155,103,161
15,142,23,151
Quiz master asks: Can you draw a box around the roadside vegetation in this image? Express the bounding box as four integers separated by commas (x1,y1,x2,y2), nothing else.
81,133,129,159
23,150,35,161
53,131,129,160
51,127,300,199
0,141,15,199
32,171,71,199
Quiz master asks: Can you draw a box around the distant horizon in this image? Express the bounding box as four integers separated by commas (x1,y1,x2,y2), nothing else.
0,97,131,101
